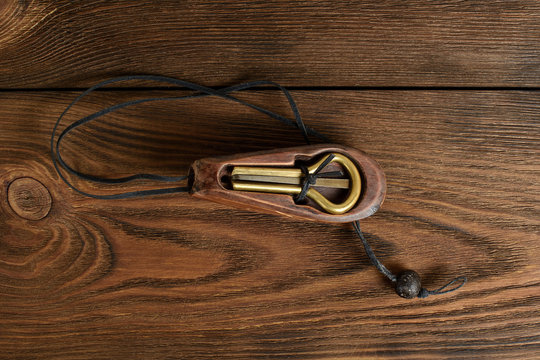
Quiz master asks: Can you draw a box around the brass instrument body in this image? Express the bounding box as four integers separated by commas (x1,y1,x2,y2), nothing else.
189,144,386,223
230,153,361,215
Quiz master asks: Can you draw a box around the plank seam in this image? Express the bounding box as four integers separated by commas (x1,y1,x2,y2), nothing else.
1,86,540,92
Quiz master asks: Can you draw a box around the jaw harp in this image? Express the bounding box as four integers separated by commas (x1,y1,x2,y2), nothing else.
188,144,386,223
231,153,360,215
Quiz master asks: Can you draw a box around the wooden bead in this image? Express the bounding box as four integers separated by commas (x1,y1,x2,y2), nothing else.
395,270,422,299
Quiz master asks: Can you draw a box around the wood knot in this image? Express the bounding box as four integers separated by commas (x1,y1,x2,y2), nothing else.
7,177,52,220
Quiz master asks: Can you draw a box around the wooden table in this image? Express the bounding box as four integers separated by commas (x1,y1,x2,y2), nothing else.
1,1,539,358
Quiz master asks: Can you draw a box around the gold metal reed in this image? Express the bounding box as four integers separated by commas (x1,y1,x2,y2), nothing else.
231,153,361,215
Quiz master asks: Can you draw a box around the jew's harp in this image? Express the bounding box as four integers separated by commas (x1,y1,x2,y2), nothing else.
188,144,386,223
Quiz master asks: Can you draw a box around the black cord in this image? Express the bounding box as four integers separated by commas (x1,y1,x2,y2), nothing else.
50,75,329,199
51,75,466,298
353,221,396,282
354,220,466,298
293,154,344,203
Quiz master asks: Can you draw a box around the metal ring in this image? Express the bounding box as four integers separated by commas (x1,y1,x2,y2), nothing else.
305,153,361,215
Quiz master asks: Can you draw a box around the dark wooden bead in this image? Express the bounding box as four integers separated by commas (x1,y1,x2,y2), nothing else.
395,270,422,299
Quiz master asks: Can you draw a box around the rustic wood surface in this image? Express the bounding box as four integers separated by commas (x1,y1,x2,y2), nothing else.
1,0,540,359
1,0,540,88
1,90,538,359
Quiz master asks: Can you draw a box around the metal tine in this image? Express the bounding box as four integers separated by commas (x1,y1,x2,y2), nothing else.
231,174,350,188
230,157,349,188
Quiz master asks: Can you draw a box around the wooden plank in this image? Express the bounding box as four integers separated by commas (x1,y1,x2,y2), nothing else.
0,90,539,359
1,1,540,88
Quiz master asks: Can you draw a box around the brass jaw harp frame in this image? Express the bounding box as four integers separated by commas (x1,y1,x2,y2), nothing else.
189,144,386,223
230,153,362,215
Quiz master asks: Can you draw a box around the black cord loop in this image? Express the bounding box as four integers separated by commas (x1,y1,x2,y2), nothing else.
50,75,328,199
51,75,466,299
417,276,467,298
354,220,466,299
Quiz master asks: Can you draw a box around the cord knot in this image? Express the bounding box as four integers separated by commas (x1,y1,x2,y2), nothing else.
304,167,318,186
294,154,342,203
418,288,430,299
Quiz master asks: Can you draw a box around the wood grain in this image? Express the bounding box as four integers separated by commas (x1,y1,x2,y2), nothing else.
0,90,538,359
1,0,540,88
